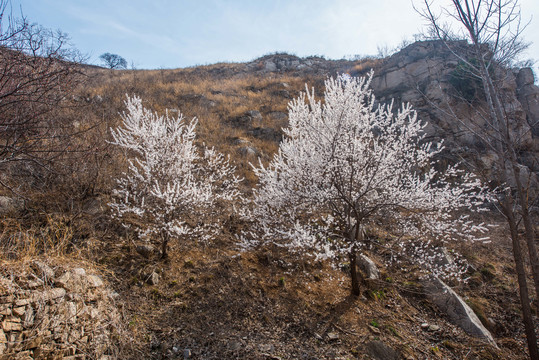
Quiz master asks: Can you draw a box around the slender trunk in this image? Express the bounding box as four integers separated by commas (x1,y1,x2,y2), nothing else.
161,232,169,259
504,200,539,360
477,57,539,357
349,251,360,296
483,66,539,303
511,161,539,302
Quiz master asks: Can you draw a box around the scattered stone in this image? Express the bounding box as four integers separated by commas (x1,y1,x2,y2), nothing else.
327,332,340,341
259,344,274,353
368,325,381,334
0,196,22,214
268,111,287,120
72,268,86,277
421,323,429,330
40,287,66,302
12,306,25,316
0,303,11,315
249,127,282,142
229,110,262,128
238,146,258,156
358,254,381,281
429,324,440,331
87,275,104,288
14,298,30,306
0,329,6,354
146,272,159,286
26,279,44,289
365,341,400,360
32,261,55,279
55,272,71,288
136,244,157,259
423,276,496,346
229,341,242,351
23,305,34,327
245,110,262,121
2,318,23,331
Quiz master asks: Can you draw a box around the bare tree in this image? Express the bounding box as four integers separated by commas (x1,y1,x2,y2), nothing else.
417,0,538,358
0,0,84,192
99,53,127,69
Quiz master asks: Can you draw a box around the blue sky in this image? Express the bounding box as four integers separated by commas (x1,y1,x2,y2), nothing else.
10,0,539,70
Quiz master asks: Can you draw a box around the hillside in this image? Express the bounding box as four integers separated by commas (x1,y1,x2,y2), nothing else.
1,41,538,359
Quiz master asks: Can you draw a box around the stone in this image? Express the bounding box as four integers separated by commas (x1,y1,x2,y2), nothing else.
2,317,23,331
268,111,288,121
12,306,25,316
14,298,29,307
0,329,6,353
136,244,157,259
245,110,262,121
259,344,275,353
23,306,34,327
72,268,86,276
23,335,43,349
358,254,380,281
264,61,277,72
12,350,32,359
327,332,340,341
423,276,496,346
55,272,71,288
37,288,66,302
26,279,44,289
0,303,11,316
229,110,262,128
0,196,22,214
429,324,440,331
517,67,535,88
421,323,429,330
146,272,159,286
87,275,104,288
238,146,258,156
32,261,55,279
229,341,242,351
365,341,399,360
249,127,282,142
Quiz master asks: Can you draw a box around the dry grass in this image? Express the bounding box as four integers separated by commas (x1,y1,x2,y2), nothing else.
0,57,534,359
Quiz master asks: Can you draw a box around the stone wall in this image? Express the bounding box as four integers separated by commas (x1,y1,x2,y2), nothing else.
0,260,122,359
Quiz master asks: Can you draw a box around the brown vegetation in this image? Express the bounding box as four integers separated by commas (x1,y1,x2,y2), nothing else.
0,54,536,359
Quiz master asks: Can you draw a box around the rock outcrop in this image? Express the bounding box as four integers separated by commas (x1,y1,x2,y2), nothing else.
367,40,538,184
423,276,496,346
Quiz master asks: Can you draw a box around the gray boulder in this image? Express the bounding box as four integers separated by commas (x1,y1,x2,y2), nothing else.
358,254,380,281
423,276,496,346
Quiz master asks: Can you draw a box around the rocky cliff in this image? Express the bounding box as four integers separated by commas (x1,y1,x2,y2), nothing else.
366,41,538,187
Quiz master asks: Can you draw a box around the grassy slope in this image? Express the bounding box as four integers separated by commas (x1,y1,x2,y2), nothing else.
1,58,535,359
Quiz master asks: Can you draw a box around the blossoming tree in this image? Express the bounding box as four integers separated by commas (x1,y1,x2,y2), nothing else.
110,95,242,258
244,73,492,295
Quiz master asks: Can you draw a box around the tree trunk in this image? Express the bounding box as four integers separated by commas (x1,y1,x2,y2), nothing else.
503,199,539,360
349,251,361,296
160,232,169,260
510,159,539,303
482,60,539,303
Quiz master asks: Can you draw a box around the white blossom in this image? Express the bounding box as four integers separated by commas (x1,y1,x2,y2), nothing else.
244,72,492,280
109,95,242,257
